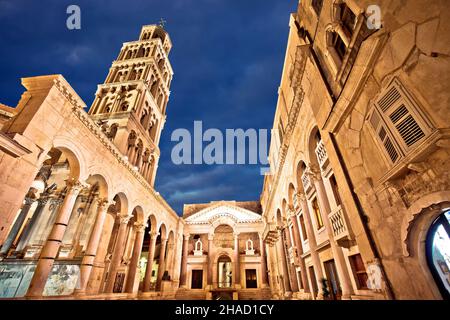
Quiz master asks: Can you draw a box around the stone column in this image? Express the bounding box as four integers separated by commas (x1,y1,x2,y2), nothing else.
278,229,292,293
283,228,299,292
297,192,324,297
289,208,310,293
233,233,240,287
104,214,132,294
156,237,168,291
179,234,189,288
75,198,110,295
308,167,354,299
259,235,268,286
143,231,158,292
15,196,52,254
125,222,146,293
0,195,36,256
207,234,214,286
26,180,86,297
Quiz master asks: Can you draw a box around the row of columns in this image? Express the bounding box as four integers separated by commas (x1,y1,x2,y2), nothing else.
4,177,173,297
275,165,354,299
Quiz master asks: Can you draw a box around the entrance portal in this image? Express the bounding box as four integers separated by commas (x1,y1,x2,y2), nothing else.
426,211,450,299
217,255,232,288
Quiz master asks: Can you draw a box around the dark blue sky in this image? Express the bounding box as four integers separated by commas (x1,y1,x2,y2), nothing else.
0,0,295,214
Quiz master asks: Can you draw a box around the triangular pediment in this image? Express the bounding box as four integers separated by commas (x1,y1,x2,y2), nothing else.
184,203,262,225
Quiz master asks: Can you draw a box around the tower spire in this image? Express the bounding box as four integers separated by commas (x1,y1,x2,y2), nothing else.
88,25,173,187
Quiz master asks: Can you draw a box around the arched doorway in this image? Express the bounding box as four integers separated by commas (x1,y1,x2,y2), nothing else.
426,211,450,299
217,255,232,288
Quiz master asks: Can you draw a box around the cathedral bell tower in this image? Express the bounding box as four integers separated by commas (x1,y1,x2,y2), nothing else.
88,24,173,187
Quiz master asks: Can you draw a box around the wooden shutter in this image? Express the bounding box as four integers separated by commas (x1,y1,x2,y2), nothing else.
368,109,400,164
376,80,428,151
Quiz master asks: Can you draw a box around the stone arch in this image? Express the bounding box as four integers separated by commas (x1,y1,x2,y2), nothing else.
288,183,296,208
306,126,322,169
400,192,450,299
401,191,450,257
158,222,167,240
52,136,88,181
112,192,128,216
131,205,145,223
85,174,109,199
146,214,157,233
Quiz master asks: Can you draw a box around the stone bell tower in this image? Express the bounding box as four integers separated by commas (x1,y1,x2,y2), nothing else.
88,24,173,187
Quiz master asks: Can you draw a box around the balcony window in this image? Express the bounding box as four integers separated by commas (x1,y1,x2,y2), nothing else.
312,198,324,230
340,3,357,36
299,214,308,241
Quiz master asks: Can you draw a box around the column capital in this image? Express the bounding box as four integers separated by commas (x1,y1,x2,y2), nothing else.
233,232,240,239
295,192,306,203
96,198,112,210
149,231,159,239
208,233,214,241
24,196,37,206
134,222,147,233
183,234,190,241
119,214,133,225
305,165,322,182
66,179,89,194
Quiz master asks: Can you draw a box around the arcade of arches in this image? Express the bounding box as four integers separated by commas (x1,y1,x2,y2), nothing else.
1,0,450,301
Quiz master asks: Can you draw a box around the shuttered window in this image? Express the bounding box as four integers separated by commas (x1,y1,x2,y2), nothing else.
368,78,432,165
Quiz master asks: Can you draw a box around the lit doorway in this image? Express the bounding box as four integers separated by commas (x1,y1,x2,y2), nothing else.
426,211,450,299
217,255,232,288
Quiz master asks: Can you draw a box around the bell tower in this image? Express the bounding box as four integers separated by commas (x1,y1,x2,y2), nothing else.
89,24,173,187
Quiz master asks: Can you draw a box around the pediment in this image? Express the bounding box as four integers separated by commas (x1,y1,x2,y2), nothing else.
184,204,262,225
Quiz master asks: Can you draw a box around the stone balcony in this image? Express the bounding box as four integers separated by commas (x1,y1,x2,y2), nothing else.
329,205,354,248
262,222,279,245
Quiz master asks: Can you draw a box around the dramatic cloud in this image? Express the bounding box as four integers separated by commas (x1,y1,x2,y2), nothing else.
0,0,295,214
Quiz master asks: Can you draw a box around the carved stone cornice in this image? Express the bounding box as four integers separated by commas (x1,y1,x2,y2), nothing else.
56,76,178,219
264,45,310,214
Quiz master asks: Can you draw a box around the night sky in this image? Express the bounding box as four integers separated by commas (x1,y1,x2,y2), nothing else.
0,0,296,214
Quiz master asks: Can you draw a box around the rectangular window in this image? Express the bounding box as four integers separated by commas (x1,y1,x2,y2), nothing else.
312,0,324,16
349,254,369,289
329,175,342,207
340,3,357,36
312,198,324,230
333,33,347,60
299,214,308,241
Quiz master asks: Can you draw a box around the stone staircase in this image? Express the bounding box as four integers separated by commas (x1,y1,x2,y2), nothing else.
238,288,272,300
175,289,207,300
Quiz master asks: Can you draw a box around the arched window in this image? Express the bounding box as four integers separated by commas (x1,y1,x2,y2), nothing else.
426,211,450,299
193,238,203,256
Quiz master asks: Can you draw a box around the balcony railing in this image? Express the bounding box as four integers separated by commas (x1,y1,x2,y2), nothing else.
262,222,279,245
301,171,312,193
315,140,329,169
329,205,353,247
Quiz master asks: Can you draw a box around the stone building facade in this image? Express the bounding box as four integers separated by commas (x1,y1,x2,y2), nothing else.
0,25,183,299
0,0,449,301
261,0,450,301
176,201,270,300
